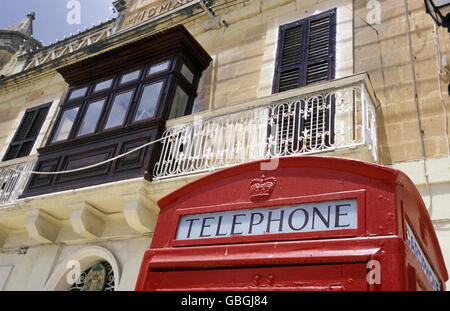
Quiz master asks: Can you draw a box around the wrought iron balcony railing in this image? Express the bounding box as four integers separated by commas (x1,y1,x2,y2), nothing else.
0,158,36,207
153,73,379,181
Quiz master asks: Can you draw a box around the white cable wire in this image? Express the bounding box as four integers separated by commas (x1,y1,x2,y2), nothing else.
432,23,450,163
338,0,386,106
9,125,187,175
403,0,433,213
9,101,266,176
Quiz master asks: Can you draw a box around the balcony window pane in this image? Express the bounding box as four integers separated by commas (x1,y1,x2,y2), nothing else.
94,79,113,92
52,107,79,142
68,87,87,100
148,60,170,76
134,81,163,121
105,91,133,129
78,100,105,136
181,64,194,84
120,70,141,84
169,86,189,119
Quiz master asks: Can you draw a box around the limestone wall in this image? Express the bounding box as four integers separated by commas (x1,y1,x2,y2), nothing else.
0,0,449,291
354,0,450,164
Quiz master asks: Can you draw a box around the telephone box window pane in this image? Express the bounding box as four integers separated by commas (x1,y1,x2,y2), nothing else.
105,91,133,129
78,100,105,136
69,87,87,100
94,79,113,92
169,86,189,119
120,70,140,85
148,60,170,76
181,64,194,84
134,81,163,121
52,107,79,142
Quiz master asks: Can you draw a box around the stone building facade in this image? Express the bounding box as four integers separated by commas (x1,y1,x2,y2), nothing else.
0,0,448,290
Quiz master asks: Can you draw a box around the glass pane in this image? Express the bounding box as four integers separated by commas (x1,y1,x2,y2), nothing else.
120,70,141,84
69,87,87,100
148,60,170,75
52,107,79,142
134,81,163,121
94,79,113,92
78,100,105,136
169,86,189,119
181,64,194,84
105,91,133,129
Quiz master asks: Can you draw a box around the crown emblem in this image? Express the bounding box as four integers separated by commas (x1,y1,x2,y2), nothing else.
249,175,277,201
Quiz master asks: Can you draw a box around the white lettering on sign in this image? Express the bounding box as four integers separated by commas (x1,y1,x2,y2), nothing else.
405,222,441,291
176,199,357,240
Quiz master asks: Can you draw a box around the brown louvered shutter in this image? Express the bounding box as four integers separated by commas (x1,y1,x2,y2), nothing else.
277,23,303,92
2,103,51,161
274,9,336,92
306,13,335,84
271,9,336,155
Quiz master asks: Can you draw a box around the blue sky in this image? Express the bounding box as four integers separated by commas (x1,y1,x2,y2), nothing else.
0,0,117,45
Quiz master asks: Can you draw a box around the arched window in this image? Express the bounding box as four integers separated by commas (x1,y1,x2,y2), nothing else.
44,246,120,291
69,260,115,291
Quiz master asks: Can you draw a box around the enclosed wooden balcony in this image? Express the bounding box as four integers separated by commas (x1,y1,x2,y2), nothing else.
20,26,212,199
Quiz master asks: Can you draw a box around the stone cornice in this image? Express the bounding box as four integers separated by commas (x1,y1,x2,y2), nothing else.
0,2,206,93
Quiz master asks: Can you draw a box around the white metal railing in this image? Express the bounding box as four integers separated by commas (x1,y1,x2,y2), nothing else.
21,21,115,72
153,73,379,180
0,159,36,207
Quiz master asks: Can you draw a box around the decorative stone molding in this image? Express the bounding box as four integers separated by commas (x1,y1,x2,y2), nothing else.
0,12,41,71
44,246,120,291
113,0,128,12
20,21,115,72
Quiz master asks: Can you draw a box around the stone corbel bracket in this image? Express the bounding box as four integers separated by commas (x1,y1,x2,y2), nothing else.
26,209,61,244
122,191,159,234
69,202,107,240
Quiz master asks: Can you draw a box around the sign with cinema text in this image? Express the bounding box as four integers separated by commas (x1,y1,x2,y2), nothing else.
123,0,199,29
176,199,358,240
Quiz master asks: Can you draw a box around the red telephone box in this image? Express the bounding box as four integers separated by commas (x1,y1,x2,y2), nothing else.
135,156,448,291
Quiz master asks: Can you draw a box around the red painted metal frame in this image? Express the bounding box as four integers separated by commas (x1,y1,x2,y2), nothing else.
137,237,400,291
169,190,366,247
136,156,449,291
